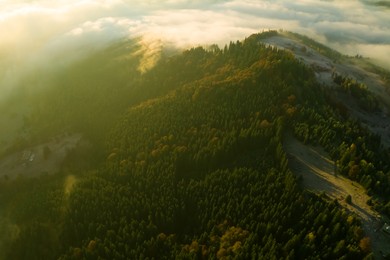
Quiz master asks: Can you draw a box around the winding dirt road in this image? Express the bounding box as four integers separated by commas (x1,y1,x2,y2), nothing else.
284,135,390,259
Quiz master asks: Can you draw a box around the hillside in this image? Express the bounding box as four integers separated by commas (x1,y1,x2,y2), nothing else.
1,31,389,259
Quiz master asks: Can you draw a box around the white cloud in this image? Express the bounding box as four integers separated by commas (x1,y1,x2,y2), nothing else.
0,0,389,98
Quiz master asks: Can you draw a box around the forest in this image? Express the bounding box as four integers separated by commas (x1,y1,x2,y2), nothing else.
1,31,388,259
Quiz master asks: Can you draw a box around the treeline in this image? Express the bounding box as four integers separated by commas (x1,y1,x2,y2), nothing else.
293,91,390,215
332,73,379,112
282,31,343,62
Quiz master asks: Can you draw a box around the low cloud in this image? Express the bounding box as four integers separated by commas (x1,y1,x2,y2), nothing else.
134,35,163,73
354,43,390,69
0,0,389,97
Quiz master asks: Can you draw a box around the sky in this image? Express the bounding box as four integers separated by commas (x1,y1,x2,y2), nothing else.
0,0,389,94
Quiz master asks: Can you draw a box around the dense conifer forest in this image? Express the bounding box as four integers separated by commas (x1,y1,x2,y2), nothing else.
1,31,389,259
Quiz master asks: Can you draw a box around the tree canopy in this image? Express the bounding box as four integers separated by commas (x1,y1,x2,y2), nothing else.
0,31,387,259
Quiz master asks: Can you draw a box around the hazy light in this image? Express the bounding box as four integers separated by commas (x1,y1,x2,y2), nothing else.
0,0,389,98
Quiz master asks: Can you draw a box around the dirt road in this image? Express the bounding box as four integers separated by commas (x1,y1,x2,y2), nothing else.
284,135,390,259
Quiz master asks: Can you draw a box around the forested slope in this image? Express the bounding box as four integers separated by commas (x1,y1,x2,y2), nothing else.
1,32,388,259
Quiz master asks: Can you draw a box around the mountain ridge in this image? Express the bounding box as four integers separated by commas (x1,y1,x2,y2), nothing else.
0,31,389,259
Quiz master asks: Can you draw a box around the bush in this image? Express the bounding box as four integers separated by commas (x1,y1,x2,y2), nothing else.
345,195,352,204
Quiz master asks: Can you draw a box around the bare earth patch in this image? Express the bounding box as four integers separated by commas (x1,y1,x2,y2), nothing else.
0,133,81,180
285,135,390,258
